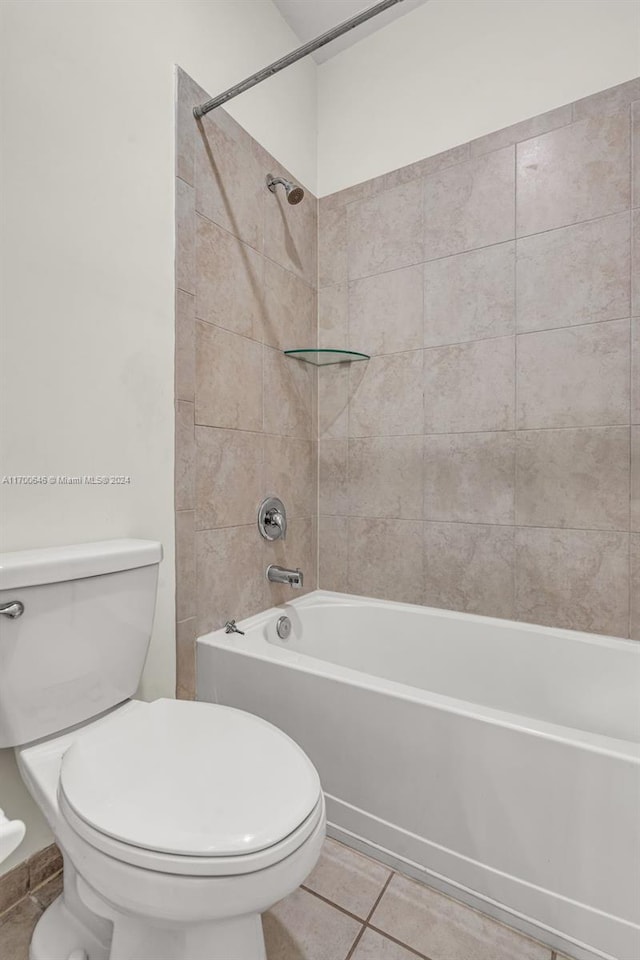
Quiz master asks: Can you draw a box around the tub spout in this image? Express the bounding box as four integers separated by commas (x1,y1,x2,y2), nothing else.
266,564,304,589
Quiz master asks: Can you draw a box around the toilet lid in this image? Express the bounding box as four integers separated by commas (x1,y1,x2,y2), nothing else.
59,699,321,858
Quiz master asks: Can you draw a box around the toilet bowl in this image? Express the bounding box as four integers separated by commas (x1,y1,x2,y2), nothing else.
0,540,325,959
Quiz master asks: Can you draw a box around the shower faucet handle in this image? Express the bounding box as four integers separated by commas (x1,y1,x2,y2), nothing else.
258,497,287,541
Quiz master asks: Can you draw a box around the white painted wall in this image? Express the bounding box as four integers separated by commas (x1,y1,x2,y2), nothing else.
0,0,316,875
317,0,640,195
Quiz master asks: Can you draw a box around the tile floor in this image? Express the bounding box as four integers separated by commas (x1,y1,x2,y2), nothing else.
0,838,576,960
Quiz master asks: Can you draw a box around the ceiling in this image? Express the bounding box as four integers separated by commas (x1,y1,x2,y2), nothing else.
273,0,429,63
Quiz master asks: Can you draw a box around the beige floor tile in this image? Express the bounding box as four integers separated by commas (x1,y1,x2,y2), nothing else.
0,897,42,960
371,875,551,960
264,887,361,960
352,927,420,959
304,838,391,920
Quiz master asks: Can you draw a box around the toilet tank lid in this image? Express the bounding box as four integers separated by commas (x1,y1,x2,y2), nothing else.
0,539,163,589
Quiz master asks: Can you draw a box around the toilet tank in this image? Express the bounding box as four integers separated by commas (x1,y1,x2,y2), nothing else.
0,539,162,747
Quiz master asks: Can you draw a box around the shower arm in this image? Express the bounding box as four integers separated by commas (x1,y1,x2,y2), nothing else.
193,0,406,119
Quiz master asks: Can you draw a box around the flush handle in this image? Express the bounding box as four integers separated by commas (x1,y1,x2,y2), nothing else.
0,601,24,619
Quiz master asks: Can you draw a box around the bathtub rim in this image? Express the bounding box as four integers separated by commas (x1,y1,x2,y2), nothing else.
196,590,640,762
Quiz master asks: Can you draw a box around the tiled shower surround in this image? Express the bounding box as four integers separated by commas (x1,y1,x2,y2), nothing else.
176,73,639,696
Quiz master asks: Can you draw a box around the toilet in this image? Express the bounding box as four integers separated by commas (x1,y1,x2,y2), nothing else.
0,539,325,960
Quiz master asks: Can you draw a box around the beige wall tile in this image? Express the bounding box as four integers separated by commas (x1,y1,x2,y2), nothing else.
423,147,515,260
424,433,515,524
633,102,640,209
263,887,360,960
371,873,550,960
175,510,195,622
349,265,423,356
469,104,573,158
319,439,348,515
633,211,640,315
352,928,417,960
516,427,630,530
319,516,348,592
633,317,640,424
175,289,195,402
350,436,423,520
516,115,630,236
349,351,423,437
347,181,423,279
263,347,314,438
516,319,630,429
319,283,348,349
264,435,316,519
196,525,264,634
424,522,515,619
348,518,424,605
516,213,630,333
572,78,640,120
424,337,515,433
424,242,515,347
195,321,262,431
195,113,264,252
196,426,263,529
264,517,317,606
319,202,347,287
264,259,315,351
631,533,640,640
175,177,195,295
175,400,195,511
264,164,317,286
382,143,470,192
515,527,629,636
319,363,349,438
195,216,263,339
632,427,640,532
304,838,391,921
176,617,196,700
176,68,203,186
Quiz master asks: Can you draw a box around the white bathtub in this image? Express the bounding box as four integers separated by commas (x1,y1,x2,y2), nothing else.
197,591,640,960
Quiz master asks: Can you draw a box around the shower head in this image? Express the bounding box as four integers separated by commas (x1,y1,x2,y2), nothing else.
266,174,304,205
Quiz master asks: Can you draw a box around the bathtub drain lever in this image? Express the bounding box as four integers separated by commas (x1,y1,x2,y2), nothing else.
224,620,245,635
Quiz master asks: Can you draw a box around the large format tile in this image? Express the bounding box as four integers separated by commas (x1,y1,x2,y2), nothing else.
516,114,630,236
423,147,515,260
304,838,391,920
633,317,640,424
516,427,630,531
371,874,550,960
319,439,348,516
263,887,360,960
175,510,195,622
633,101,640,209
424,336,515,433
264,162,317,286
195,426,263,529
571,78,640,120
515,527,629,637
0,897,43,960
318,201,347,287
348,518,424,605
195,321,263,431
631,534,640,641
424,433,515,524
28,845,62,892
349,352,423,437
633,211,640,316
349,265,423,356
176,67,202,186
195,110,264,251
318,283,348,350
263,347,314,439
468,103,573,157
264,435,316,519
351,928,417,960
0,862,28,916
195,216,263,339
264,259,315,351
318,516,348,592
424,522,515,619
318,363,350,439
349,436,424,520
175,177,195,295
176,617,196,701
632,427,639,532
196,525,265,634
175,400,195,511
423,242,515,347
175,289,195,402
347,181,423,279
264,517,316,606
516,213,630,333
516,320,630,429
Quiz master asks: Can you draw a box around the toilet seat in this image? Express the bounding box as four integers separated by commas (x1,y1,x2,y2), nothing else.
58,698,323,876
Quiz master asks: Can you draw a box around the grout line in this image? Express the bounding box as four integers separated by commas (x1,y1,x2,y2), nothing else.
365,870,394,923
316,515,634,536
344,925,367,960
366,923,435,960
299,885,367,925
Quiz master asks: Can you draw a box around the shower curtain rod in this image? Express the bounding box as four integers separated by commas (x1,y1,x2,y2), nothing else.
193,0,406,118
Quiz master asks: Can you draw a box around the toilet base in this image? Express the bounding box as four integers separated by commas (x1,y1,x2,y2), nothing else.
30,892,268,960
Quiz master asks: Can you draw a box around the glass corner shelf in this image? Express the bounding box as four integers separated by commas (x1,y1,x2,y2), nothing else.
284,349,370,366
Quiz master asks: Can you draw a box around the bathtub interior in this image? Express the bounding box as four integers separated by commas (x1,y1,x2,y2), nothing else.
241,592,638,745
